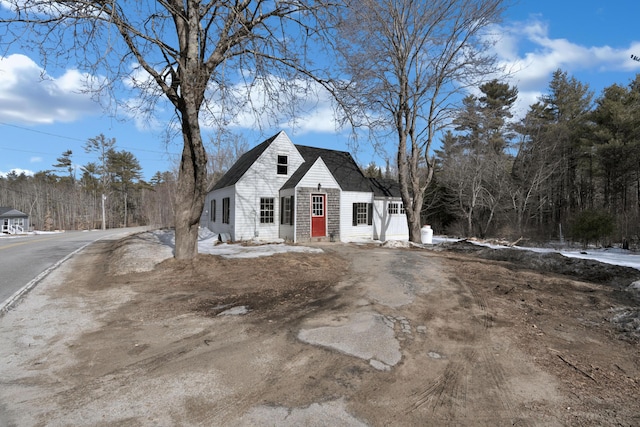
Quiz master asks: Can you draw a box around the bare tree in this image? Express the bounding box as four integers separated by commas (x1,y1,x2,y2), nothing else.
1,1,332,259
510,104,561,235
330,0,505,242
206,130,249,188
84,134,116,230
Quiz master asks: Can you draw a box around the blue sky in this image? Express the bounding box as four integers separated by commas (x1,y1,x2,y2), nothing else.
1,1,640,180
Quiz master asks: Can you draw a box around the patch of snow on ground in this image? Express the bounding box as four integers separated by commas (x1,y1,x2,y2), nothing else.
0,230,66,239
197,239,323,258
382,240,411,248
434,236,640,272
628,281,640,297
147,229,323,259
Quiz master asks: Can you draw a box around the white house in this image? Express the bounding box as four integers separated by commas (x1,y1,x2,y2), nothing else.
201,131,408,243
0,207,29,234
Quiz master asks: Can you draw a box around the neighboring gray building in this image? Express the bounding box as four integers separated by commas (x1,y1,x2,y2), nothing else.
0,207,29,234
202,131,409,243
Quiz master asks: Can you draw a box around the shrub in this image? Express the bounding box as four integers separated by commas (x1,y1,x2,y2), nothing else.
569,209,615,248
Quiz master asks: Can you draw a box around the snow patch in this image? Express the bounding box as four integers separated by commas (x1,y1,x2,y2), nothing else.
217,306,249,316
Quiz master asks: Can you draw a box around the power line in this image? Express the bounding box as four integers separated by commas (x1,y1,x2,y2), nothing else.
0,121,86,142
0,145,173,163
0,121,181,157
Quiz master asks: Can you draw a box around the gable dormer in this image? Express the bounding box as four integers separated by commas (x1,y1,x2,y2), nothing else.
237,131,305,188
209,131,305,192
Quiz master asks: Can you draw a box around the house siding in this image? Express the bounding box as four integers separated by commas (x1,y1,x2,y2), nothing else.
326,188,340,240
295,188,312,241
278,188,295,241
233,132,305,241
340,191,374,242
297,158,340,190
373,199,409,241
295,187,340,242
203,186,235,239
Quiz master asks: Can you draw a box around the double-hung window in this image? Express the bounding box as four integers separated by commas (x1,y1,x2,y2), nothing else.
352,202,372,226
222,198,230,224
260,197,275,223
388,202,405,215
277,155,288,175
280,196,294,225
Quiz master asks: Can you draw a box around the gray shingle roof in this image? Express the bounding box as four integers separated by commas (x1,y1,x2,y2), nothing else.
208,133,277,191
369,177,402,198
0,207,28,218
283,145,372,192
208,132,398,196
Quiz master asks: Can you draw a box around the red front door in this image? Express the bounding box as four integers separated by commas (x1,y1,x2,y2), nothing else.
311,194,326,237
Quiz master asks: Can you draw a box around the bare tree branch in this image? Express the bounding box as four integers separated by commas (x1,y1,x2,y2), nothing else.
1,0,337,258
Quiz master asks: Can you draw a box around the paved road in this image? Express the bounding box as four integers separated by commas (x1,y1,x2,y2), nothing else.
0,227,147,306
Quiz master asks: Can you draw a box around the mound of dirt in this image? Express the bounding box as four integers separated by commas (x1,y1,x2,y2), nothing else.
107,232,174,275
439,240,640,290
439,240,640,341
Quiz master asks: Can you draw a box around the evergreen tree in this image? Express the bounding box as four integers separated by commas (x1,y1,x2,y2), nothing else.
437,80,517,236
84,134,116,229
107,149,142,228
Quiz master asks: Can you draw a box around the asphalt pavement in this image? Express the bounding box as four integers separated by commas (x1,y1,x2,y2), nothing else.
0,227,147,309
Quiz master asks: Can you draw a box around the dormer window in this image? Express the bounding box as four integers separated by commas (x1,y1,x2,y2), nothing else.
277,155,288,175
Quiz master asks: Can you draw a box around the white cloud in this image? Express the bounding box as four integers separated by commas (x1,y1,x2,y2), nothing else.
282,103,338,134
30,157,42,163
104,59,341,136
200,74,340,135
0,54,102,125
490,18,640,118
0,168,34,178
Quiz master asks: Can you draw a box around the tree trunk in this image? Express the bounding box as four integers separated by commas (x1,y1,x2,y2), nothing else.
173,108,208,260
397,127,420,243
123,192,128,228
410,192,424,242
101,193,106,230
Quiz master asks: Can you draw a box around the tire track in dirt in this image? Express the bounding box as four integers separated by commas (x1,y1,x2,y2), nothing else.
405,353,473,416
402,264,529,425
461,276,531,425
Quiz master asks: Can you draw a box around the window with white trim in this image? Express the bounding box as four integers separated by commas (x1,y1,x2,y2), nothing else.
222,197,230,224
312,195,324,217
277,155,288,175
388,202,405,215
260,197,275,223
210,199,216,221
281,196,294,225
352,202,372,226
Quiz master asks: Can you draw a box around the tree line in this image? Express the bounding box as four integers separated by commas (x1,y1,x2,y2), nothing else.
422,70,640,247
3,0,636,256
0,134,176,231
1,0,510,257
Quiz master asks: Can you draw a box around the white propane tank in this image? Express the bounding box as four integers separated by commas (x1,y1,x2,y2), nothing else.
420,225,433,244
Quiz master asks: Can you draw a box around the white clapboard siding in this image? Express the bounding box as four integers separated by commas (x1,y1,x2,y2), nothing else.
297,158,341,190
373,199,409,241
234,132,305,241
340,190,374,242
204,186,235,237
278,187,296,241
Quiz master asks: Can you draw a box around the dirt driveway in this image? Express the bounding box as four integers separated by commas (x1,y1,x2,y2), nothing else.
1,234,639,426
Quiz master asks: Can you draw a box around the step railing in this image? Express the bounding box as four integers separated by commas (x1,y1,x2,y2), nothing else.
1,224,24,234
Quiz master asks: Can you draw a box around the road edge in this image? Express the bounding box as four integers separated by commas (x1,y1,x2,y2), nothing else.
0,240,97,316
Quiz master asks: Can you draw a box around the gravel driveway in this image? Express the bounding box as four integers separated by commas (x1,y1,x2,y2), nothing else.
1,232,639,426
